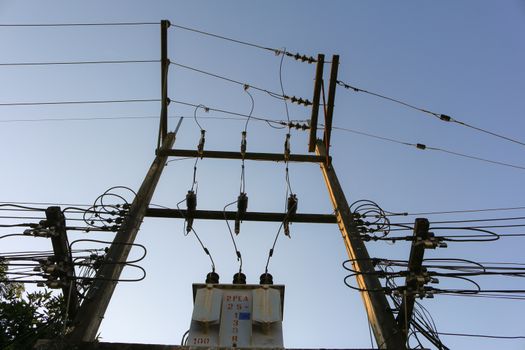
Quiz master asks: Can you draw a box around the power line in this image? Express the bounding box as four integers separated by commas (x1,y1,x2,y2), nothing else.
0,98,160,107
169,98,287,128
168,22,318,64
436,331,525,340
169,61,286,100
332,125,525,171
169,23,275,53
427,146,525,170
0,114,251,123
387,206,525,216
336,80,525,148
0,22,158,27
0,59,159,67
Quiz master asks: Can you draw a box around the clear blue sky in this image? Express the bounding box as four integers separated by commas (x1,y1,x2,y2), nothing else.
1,1,524,349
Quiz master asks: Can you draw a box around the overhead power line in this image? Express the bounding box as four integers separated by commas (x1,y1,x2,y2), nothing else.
0,98,160,107
169,23,275,53
0,22,158,27
170,61,287,100
169,98,288,128
436,331,525,340
0,114,252,124
331,125,525,171
387,206,525,216
168,22,318,63
0,59,159,67
337,80,525,148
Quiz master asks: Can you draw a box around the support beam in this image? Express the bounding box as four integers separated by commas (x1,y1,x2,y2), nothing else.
145,208,337,223
157,148,329,163
308,54,325,152
316,140,405,349
67,132,177,342
397,218,430,343
157,19,170,149
322,55,339,163
45,206,79,318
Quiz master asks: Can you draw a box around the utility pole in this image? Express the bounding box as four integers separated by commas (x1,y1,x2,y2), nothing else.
45,206,79,318
67,128,178,342
57,40,408,349
397,218,430,342
316,140,405,349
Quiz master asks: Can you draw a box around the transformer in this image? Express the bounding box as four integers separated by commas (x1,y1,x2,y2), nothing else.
188,283,285,348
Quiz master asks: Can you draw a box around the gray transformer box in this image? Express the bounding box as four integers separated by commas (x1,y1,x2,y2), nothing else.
188,284,285,348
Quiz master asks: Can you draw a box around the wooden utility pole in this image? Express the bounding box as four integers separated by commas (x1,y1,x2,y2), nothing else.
67,129,178,342
397,218,430,342
45,206,79,318
157,19,170,149
316,140,405,349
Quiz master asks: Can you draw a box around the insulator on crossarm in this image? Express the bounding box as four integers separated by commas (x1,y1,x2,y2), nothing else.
197,129,206,157
286,51,316,64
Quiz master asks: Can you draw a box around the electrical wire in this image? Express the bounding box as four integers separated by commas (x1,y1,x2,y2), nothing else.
385,206,525,217
331,125,525,171
337,80,525,148
170,61,286,101
0,98,160,107
169,23,275,53
393,216,525,226
0,22,158,27
0,59,159,67
264,222,285,273
223,200,243,272
432,331,525,340
170,98,287,128
189,228,216,273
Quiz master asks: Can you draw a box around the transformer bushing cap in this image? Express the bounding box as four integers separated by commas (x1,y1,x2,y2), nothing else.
259,272,273,285
205,271,220,284
232,272,246,284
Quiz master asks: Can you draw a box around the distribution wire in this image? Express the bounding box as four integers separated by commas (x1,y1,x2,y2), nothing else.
330,125,525,171
0,59,159,67
0,98,160,107
169,22,275,53
384,206,525,217
170,98,287,129
169,22,319,64
0,22,159,27
432,331,525,340
170,61,287,101
173,197,216,272
337,80,525,148
239,86,255,193
223,200,243,272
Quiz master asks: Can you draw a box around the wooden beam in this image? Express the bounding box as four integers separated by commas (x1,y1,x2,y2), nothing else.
67,132,177,342
316,140,405,349
145,208,337,223
396,218,430,343
323,55,339,162
157,19,169,149
45,206,79,318
157,148,329,163
308,54,325,152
